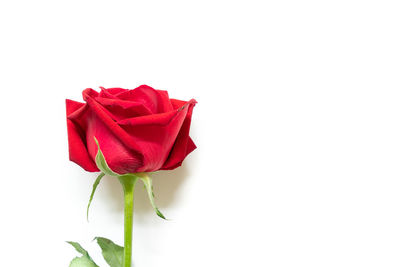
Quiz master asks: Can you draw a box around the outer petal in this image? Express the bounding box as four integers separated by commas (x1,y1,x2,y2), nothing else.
81,91,144,174
66,99,98,172
161,99,197,170
86,110,143,174
118,100,195,172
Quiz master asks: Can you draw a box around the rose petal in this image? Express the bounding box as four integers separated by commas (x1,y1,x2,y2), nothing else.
161,99,197,170
95,97,153,121
161,137,196,170
82,88,99,99
81,92,145,173
118,102,193,172
101,87,128,96
116,85,173,114
86,110,143,174
66,99,98,172
170,98,187,109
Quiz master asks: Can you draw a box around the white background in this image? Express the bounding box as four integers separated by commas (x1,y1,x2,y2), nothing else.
1,0,400,266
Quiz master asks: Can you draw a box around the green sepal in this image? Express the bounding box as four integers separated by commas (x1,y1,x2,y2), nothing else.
95,237,124,267
67,241,98,267
94,137,121,177
138,173,167,220
87,172,105,221
94,137,166,219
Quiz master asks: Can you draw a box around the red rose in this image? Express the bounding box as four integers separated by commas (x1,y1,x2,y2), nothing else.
66,85,197,174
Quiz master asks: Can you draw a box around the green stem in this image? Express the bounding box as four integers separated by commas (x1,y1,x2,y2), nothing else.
118,175,138,267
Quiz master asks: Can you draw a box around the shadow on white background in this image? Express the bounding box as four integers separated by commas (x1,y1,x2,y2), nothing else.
99,165,190,220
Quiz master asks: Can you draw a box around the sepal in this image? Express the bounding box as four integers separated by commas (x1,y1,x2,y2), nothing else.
137,173,167,220
87,172,105,221
94,137,166,219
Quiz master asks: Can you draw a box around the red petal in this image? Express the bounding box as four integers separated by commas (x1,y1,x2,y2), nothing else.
66,99,98,172
116,85,173,114
81,92,144,174
95,97,152,121
100,87,129,97
118,101,195,172
161,99,197,170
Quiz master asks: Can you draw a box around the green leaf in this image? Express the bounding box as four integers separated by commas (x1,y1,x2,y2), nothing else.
67,241,98,267
95,237,124,267
67,241,90,257
94,137,121,177
70,256,98,267
139,174,166,220
87,172,105,221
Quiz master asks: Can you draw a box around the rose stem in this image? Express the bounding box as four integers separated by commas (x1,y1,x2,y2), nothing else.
118,175,138,267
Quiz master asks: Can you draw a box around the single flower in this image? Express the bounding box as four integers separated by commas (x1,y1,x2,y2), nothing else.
66,85,197,174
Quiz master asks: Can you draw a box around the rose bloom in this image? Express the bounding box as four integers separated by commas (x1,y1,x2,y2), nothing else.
66,85,196,174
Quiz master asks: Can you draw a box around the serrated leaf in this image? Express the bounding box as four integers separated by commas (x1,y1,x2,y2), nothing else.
139,174,166,220
67,241,98,267
67,241,90,257
70,256,98,267
87,172,105,221
95,237,124,267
